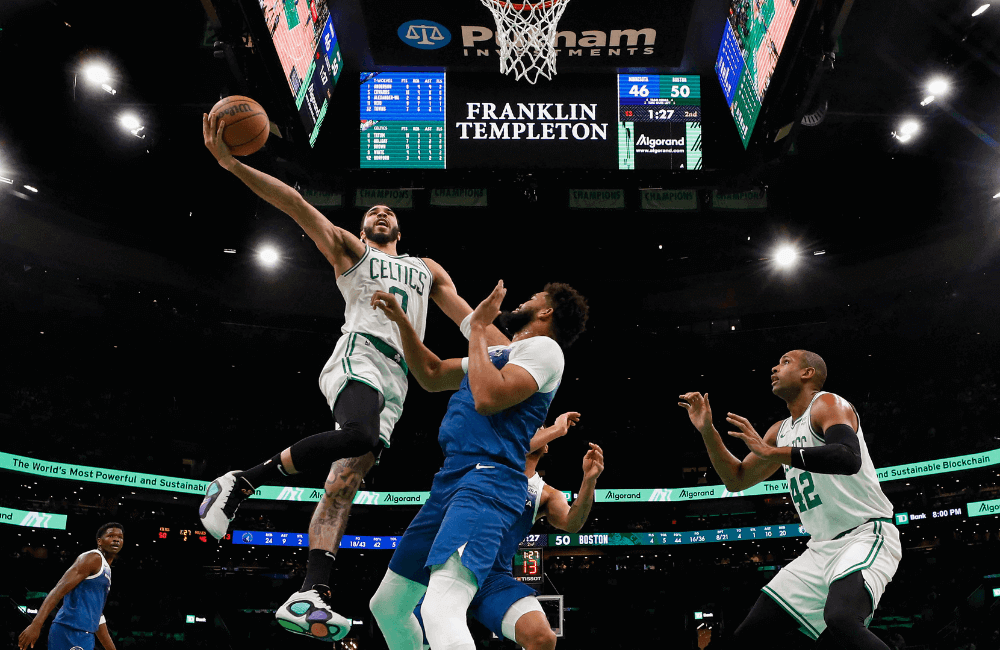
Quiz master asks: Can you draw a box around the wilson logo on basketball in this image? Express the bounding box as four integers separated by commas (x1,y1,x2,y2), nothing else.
219,103,253,117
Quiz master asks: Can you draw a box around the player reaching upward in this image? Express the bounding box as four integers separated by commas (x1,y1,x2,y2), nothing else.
416,434,605,650
679,350,901,649
368,279,589,650
19,522,123,650
197,111,507,641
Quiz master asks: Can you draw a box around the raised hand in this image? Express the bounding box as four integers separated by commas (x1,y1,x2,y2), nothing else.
554,411,581,437
470,280,506,329
371,290,408,325
726,412,774,460
678,392,714,435
582,443,604,481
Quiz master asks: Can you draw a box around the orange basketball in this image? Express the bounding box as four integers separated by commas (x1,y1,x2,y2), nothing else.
210,95,269,156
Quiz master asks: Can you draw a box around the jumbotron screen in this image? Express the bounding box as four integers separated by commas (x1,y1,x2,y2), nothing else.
715,0,802,147
359,71,703,170
255,0,343,146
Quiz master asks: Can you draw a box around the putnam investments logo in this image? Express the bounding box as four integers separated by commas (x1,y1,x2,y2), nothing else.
398,20,452,49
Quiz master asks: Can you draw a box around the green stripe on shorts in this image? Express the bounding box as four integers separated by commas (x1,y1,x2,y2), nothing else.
834,521,885,581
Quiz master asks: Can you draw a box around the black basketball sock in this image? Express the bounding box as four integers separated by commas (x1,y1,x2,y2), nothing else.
237,452,289,489
301,549,336,592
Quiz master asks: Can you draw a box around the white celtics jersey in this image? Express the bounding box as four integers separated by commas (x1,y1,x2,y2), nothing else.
776,391,894,541
337,245,433,353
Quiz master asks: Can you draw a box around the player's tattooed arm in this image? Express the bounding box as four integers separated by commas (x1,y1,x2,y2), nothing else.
423,258,511,347
202,113,363,276
528,411,581,452
371,290,464,391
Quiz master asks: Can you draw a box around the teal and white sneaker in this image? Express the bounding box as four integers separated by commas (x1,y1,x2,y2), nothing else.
198,471,252,540
276,585,350,641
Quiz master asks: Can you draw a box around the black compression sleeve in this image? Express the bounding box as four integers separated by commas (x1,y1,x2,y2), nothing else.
789,423,862,475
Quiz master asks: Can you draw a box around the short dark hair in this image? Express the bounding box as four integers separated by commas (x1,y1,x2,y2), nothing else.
544,282,589,349
97,522,124,539
798,350,828,389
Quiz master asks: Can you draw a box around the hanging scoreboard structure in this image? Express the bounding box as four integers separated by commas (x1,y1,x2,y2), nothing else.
715,0,805,147
360,72,702,170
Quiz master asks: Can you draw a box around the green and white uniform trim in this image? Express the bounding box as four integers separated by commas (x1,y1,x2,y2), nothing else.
318,246,433,447
764,392,901,639
761,518,901,639
776,391,894,542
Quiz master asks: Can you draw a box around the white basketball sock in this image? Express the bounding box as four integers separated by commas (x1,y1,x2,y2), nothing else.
369,569,427,650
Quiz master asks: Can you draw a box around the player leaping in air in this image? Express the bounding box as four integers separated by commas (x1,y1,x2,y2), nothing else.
368,279,589,650
679,350,901,649
197,111,508,641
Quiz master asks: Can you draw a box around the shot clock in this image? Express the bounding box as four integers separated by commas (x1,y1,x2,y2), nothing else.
513,548,544,584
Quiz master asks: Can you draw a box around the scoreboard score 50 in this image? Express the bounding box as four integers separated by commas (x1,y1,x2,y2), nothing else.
360,72,702,170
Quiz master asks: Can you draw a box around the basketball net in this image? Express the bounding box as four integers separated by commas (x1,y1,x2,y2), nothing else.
480,0,571,84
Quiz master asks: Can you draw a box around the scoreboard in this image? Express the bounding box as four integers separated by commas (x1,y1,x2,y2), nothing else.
232,530,399,549
547,524,807,547
715,0,802,147
512,548,544,584
360,72,702,170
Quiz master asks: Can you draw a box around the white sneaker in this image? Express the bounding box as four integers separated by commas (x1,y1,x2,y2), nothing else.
276,585,350,641
198,471,248,540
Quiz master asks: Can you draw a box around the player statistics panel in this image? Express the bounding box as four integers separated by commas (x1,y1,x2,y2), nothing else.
360,72,447,169
359,71,701,170
548,524,808,547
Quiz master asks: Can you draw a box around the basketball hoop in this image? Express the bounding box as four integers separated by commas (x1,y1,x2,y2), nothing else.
479,0,571,84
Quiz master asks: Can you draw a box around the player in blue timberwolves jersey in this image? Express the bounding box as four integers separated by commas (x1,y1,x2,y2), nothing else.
19,522,123,650
414,434,605,650
367,279,588,650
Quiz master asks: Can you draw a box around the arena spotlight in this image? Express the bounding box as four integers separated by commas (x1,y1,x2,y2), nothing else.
774,245,797,268
926,77,949,96
972,4,990,16
83,63,110,85
119,113,145,139
899,120,920,135
258,246,280,267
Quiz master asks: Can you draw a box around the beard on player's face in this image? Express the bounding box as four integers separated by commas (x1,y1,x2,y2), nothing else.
364,223,400,245
498,307,537,336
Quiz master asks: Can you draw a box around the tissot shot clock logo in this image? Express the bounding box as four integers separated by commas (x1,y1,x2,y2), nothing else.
398,20,452,49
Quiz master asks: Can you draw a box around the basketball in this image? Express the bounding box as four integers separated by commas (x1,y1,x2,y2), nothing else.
210,95,269,156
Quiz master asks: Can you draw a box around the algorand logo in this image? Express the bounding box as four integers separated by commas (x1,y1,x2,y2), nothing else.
276,486,305,501
637,134,685,147
21,512,52,528
354,491,380,505
398,20,452,49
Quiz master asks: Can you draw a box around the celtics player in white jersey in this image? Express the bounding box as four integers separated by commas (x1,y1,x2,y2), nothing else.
197,111,507,641
679,350,901,649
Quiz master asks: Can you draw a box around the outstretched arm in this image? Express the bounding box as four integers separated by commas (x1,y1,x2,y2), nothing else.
528,412,581,452
203,112,364,276
678,392,784,492
371,291,464,392
19,553,102,649
541,443,604,533
423,258,510,347
726,393,864,476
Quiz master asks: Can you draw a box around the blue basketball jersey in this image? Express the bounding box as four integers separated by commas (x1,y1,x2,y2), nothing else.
438,346,558,470
53,550,110,633
492,473,545,575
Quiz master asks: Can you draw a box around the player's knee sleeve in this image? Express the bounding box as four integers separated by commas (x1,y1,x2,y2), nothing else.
503,598,552,649
422,553,478,650
370,570,427,649
824,573,874,642
287,426,378,474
